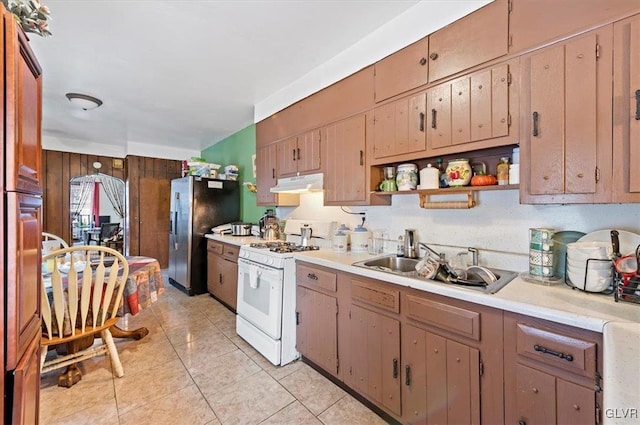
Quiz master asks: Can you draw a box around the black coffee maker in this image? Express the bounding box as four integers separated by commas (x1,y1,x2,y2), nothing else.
258,209,277,239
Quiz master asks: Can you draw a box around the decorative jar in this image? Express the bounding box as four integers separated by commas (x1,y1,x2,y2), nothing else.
396,163,418,191
444,159,472,187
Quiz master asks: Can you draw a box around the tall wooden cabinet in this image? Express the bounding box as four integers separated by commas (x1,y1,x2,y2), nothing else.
520,27,614,204
1,6,43,423
612,13,640,202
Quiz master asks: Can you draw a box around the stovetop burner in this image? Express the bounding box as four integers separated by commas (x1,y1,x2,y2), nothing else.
269,245,320,253
247,241,319,253
249,241,291,249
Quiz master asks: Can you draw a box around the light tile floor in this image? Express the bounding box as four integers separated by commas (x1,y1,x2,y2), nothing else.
39,281,389,425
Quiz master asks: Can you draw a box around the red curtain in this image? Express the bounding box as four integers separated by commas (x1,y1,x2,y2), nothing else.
92,182,100,227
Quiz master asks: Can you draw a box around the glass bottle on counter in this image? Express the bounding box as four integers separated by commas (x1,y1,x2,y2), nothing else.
435,158,447,188
497,157,510,185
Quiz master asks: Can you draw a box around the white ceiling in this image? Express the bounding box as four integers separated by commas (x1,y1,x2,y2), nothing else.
28,0,489,158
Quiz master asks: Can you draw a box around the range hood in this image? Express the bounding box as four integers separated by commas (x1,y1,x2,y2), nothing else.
270,173,324,193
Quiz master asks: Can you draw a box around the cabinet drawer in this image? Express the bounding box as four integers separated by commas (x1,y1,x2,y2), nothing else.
297,264,337,292
405,294,480,341
351,279,399,313
516,323,597,378
207,239,223,255
222,244,239,262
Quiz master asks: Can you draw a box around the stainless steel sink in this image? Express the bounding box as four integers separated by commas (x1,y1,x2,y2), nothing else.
359,256,421,274
352,254,518,294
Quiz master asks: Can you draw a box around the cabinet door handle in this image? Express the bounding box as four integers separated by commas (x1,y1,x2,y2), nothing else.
431,109,437,129
419,112,425,131
272,168,275,179
307,273,318,280
419,57,427,65
292,149,296,161
297,148,301,160
429,52,438,60
219,273,223,284
359,150,363,166
635,89,640,120
405,365,411,386
296,312,300,325
534,344,574,362
532,111,539,136
392,358,398,379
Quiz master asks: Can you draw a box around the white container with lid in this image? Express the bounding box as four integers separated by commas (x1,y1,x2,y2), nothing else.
512,147,520,164
350,225,370,253
332,231,348,253
509,164,520,185
419,164,439,189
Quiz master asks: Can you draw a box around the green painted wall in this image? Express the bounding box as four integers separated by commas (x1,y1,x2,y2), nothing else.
201,124,266,224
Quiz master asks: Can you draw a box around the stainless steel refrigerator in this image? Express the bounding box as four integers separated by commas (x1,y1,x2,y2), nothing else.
168,176,240,295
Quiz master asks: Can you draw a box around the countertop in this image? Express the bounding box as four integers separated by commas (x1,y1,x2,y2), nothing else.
206,233,640,424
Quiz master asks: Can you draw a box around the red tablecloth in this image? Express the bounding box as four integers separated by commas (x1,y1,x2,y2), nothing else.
120,256,165,316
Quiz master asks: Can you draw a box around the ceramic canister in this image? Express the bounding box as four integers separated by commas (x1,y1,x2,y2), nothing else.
445,159,472,187
419,164,440,189
332,231,347,253
350,225,370,252
396,164,418,191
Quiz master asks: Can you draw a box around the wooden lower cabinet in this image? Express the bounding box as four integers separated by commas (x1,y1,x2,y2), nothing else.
296,285,338,375
348,304,401,416
206,240,238,310
504,312,602,425
295,267,504,424
10,336,40,425
402,324,480,425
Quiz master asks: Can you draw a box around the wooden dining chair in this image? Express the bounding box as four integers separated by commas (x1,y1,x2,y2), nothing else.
40,245,129,387
42,232,69,249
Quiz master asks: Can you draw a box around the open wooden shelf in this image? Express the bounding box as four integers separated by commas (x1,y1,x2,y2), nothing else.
369,184,519,209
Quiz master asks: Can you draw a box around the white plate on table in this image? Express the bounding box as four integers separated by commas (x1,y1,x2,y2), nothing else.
578,230,640,257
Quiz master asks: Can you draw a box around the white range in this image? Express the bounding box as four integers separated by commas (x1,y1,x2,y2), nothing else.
235,219,336,366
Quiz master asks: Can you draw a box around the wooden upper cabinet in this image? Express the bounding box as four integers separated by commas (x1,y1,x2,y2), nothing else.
5,19,43,194
428,0,508,83
276,130,321,178
372,92,427,162
612,13,640,202
521,27,613,204
427,62,512,153
374,37,429,102
323,114,367,205
256,144,277,205
509,0,640,54
257,67,374,147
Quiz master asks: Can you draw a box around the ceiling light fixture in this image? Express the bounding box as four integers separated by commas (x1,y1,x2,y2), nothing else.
65,93,103,110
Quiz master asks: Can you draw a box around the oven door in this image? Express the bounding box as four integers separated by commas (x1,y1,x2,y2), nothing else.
237,258,284,340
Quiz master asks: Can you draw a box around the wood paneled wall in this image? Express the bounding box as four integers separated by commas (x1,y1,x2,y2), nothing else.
41,150,181,268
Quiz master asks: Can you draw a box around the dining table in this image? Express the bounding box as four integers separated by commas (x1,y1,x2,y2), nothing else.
49,255,165,387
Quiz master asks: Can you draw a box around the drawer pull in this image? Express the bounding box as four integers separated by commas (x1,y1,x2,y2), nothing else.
534,344,574,362
419,57,427,65
405,365,411,386
392,358,398,379
307,273,318,280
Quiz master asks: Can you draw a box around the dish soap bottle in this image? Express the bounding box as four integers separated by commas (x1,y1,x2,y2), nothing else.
396,235,405,257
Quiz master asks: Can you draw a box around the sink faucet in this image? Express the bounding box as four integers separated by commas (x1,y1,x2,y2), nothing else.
418,242,442,262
